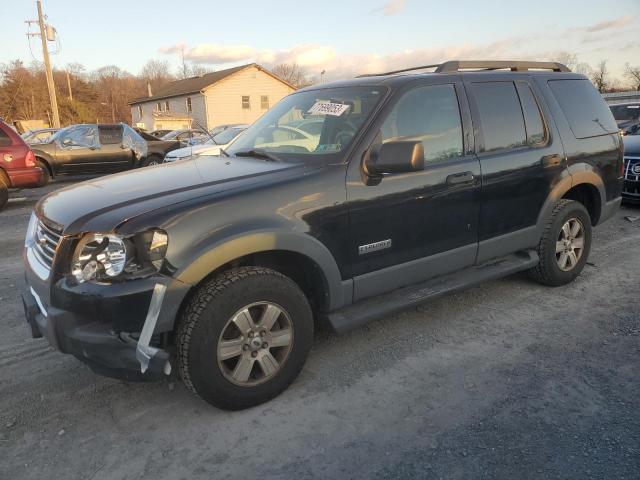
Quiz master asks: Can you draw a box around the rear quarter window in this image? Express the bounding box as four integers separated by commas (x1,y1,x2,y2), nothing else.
0,129,11,147
548,79,618,139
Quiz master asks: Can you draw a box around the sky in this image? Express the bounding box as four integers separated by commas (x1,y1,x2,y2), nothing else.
2,0,639,83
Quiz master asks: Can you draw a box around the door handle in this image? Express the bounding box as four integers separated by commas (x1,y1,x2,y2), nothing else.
541,154,562,168
446,171,475,185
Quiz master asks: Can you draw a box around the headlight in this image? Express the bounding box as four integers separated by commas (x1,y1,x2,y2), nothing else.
71,230,168,283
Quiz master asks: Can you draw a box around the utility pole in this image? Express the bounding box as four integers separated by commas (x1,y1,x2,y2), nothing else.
66,71,73,101
26,1,60,128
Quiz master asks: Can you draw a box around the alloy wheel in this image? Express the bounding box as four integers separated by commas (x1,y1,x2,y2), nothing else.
555,217,585,272
217,301,294,386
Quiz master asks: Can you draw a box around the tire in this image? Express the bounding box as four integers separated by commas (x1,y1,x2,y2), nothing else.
36,160,50,186
0,176,8,211
177,266,313,410
140,155,163,167
530,199,592,286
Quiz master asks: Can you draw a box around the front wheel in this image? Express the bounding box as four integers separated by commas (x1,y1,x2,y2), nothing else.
530,199,592,286
177,267,313,410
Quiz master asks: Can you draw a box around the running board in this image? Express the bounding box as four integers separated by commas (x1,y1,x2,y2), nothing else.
324,250,539,334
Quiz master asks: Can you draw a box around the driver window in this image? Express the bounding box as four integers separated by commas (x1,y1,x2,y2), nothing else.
63,126,99,148
381,84,463,163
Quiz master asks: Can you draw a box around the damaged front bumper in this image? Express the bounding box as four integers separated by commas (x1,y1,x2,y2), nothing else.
22,275,190,382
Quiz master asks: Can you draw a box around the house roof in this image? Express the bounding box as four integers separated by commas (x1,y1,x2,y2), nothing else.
129,63,295,105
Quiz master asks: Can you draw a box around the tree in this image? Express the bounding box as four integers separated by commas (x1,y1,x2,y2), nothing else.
624,63,640,91
271,63,310,87
590,60,609,93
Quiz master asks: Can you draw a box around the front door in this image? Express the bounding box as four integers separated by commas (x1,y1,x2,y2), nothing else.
97,125,132,172
347,82,481,302
55,125,101,174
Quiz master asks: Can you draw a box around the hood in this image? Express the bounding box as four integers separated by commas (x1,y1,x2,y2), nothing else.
37,155,302,234
623,135,640,156
167,143,222,158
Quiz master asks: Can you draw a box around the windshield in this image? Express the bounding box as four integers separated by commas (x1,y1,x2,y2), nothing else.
225,87,385,160
610,104,640,121
161,130,181,140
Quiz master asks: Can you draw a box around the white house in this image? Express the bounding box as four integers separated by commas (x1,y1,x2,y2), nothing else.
129,64,296,132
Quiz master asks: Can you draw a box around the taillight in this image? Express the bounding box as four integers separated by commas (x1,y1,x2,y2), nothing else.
25,150,36,168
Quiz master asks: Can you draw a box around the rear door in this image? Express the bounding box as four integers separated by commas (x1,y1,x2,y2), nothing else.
96,125,132,172
465,79,566,263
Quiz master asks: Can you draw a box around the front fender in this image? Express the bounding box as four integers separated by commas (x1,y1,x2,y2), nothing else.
175,230,349,311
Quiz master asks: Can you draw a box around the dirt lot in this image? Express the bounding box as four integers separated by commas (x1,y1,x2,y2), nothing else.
1,178,639,480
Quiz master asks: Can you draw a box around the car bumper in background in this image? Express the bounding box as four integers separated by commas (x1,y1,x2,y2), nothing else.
7,167,43,188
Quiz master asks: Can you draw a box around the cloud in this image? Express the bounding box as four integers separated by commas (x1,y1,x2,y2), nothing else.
371,0,406,16
584,16,634,33
160,43,257,64
159,36,539,81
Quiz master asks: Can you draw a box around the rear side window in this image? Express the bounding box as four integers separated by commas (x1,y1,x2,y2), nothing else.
0,129,11,147
516,83,547,145
472,82,526,152
381,84,463,163
98,126,123,145
548,79,618,139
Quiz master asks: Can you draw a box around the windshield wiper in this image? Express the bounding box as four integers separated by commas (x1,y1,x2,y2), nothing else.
233,149,281,162
219,148,229,157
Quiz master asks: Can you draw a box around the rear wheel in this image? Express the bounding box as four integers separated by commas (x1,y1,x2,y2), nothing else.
177,266,313,410
0,175,8,211
530,199,592,286
36,160,50,186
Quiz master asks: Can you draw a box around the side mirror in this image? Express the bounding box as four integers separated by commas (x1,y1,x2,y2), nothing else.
363,141,425,176
61,137,72,147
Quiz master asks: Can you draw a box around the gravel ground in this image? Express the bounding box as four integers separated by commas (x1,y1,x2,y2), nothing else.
1,178,639,480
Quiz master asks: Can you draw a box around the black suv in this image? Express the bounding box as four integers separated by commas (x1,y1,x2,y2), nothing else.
22,61,623,410
31,123,182,184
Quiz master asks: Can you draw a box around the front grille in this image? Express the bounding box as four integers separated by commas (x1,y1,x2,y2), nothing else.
33,219,63,270
623,156,640,181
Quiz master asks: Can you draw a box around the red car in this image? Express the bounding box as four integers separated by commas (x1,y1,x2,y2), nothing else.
0,120,43,211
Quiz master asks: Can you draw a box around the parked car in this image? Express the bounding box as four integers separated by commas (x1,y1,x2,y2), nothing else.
209,123,247,137
160,129,208,145
21,128,60,144
0,119,43,210
149,129,172,138
164,125,248,162
622,134,640,204
22,61,622,410
609,102,640,136
30,123,182,184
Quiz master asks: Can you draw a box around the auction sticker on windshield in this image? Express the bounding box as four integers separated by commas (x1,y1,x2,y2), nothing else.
308,102,350,116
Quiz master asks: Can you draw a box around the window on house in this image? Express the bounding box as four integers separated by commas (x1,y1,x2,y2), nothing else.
156,102,162,112
186,97,192,113
261,95,269,110
137,105,143,118
165,101,170,112
242,96,250,109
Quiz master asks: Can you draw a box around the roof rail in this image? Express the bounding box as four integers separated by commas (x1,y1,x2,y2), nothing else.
357,60,571,78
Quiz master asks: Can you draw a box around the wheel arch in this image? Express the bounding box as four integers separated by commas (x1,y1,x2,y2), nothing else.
175,231,349,313
34,155,54,178
536,166,605,231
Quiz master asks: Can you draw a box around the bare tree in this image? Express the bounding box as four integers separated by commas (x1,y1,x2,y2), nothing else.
624,63,640,91
553,51,578,70
140,60,172,82
189,64,212,77
271,63,310,87
590,60,609,93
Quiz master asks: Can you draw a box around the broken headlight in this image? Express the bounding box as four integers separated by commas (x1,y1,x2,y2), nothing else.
71,230,168,283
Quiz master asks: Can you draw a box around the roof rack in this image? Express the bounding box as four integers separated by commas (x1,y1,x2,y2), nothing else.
357,60,571,78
